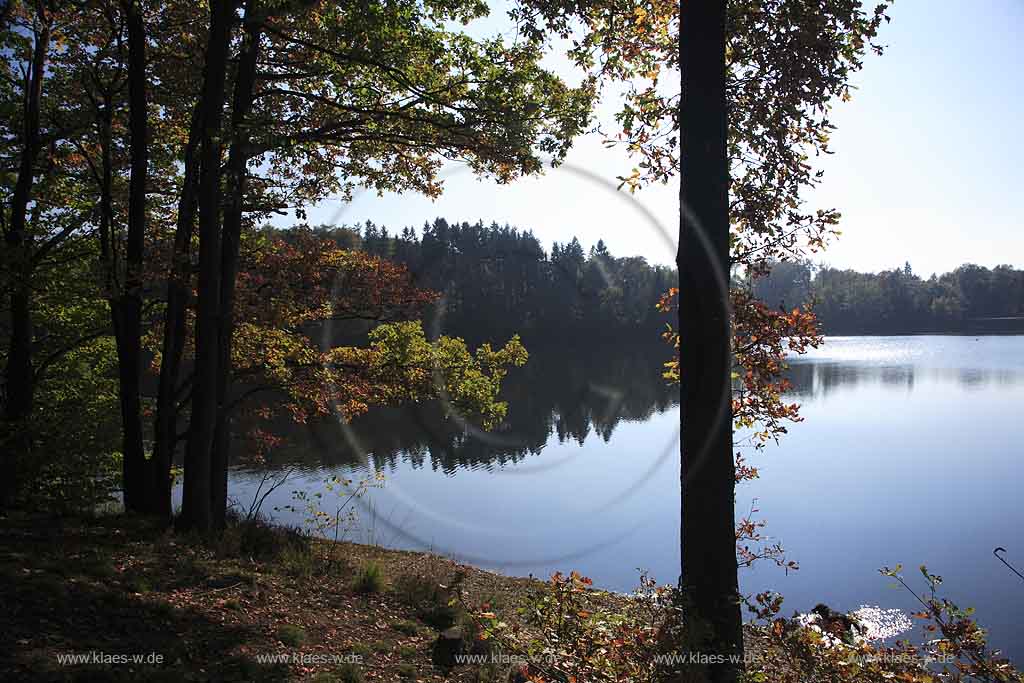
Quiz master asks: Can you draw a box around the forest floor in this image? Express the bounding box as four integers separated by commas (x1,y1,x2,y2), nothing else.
0,510,634,682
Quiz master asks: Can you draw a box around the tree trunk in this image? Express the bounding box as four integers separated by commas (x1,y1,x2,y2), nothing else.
181,0,234,533
678,0,742,681
1,11,51,508
151,100,202,522
119,0,151,514
211,0,262,530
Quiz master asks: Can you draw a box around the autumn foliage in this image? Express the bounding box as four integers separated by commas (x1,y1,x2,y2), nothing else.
144,228,528,465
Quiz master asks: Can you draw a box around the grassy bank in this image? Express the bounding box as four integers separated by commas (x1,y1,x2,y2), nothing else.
0,511,627,682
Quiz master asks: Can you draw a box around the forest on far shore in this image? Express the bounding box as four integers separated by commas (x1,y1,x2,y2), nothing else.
296,220,1024,340
754,260,1024,335
298,219,679,344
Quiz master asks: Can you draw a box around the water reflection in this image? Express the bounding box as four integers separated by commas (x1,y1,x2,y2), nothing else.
257,337,1024,476
747,336,1024,663
256,344,678,474
221,335,1024,661
785,349,1024,399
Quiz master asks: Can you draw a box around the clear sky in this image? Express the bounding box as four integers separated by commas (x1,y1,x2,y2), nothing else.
297,0,1024,278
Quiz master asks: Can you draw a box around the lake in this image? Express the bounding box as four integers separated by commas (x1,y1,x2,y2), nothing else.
208,335,1024,659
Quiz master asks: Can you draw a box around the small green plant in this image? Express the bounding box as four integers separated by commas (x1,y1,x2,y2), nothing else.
397,645,417,659
391,619,420,636
219,513,310,563
224,654,286,682
172,553,210,587
279,473,385,543
349,643,372,659
353,561,384,594
279,542,317,579
396,662,417,680
392,562,465,629
420,602,460,630
475,661,512,683
127,575,152,594
278,474,385,573
335,662,365,683
276,624,307,647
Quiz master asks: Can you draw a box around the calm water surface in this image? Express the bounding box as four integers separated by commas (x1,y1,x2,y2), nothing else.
206,336,1024,659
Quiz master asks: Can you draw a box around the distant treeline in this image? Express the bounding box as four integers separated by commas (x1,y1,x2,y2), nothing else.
294,219,679,344
276,221,1022,338
752,261,1024,335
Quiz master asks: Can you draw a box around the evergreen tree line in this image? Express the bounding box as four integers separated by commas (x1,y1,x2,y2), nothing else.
298,218,680,344
752,260,1024,334
296,221,1024,338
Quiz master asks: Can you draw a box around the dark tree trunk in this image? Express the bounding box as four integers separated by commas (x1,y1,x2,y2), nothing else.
151,101,203,522
1,12,51,508
211,0,262,529
181,0,234,533
118,0,151,514
678,0,742,681
96,91,139,512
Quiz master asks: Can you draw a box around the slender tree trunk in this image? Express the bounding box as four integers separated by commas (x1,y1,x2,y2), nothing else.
118,0,151,513
181,0,234,533
96,91,138,511
678,0,742,681
211,0,262,529
152,101,202,522
1,11,51,508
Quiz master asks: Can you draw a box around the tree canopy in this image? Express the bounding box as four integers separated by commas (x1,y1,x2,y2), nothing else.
1,0,589,524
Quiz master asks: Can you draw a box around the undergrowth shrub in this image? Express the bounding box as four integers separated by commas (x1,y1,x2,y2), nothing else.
218,512,310,563
276,624,307,647
392,559,466,629
335,662,365,683
8,337,122,513
743,566,1022,683
470,571,666,682
391,620,421,636
465,569,1023,683
353,561,384,594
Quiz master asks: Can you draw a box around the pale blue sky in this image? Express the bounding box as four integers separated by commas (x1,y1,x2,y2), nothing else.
299,0,1024,277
